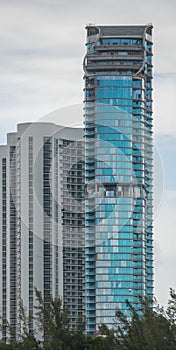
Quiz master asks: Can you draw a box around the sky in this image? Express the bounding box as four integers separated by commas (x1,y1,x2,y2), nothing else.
0,0,176,307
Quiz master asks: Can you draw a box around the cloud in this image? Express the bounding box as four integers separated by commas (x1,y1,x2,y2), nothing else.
154,134,176,190
0,0,176,139
0,0,175,139
155,190,176,306
154,74,176,135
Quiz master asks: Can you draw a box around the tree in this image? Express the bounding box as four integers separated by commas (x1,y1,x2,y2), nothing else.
69,317,87,350
18,300,40,350
99,291,176,350
35,289,71,350
84,333,111,350
98,324,120,350
0,344,17,350
2,288,176,349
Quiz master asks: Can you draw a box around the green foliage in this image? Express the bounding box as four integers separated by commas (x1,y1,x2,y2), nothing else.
85,333,113,350
17,336,41,350
100,290,176,350
69,318,86,350
1,288,176,350
0,344,17,350
35,288,71,350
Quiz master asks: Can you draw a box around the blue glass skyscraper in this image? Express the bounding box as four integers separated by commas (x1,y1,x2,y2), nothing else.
83,25,153,334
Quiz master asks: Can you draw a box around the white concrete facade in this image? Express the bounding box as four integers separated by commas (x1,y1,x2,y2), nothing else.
0,122,84,340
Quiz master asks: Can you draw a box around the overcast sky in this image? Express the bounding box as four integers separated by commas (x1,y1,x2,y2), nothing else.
0,0,176,307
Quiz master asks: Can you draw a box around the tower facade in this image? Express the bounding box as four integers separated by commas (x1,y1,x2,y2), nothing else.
60,137,85,328
0,122,85,340
83,25,153,333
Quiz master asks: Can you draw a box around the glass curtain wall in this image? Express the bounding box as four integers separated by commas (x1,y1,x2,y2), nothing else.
84,25,153,334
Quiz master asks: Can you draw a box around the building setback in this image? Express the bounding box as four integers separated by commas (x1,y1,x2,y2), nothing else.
0,123,85,340
83,24,153,334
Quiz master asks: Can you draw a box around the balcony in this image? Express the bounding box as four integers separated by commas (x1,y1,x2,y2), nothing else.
95,43,143,51
86,61,142,71
87,53,143,60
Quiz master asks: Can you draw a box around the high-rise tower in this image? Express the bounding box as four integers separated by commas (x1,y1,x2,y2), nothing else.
0,122,85,340
83,25,153,334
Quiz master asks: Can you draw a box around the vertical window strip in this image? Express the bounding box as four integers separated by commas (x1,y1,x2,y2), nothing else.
2,158,7,340
28,136,34,332
43,137,52,300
